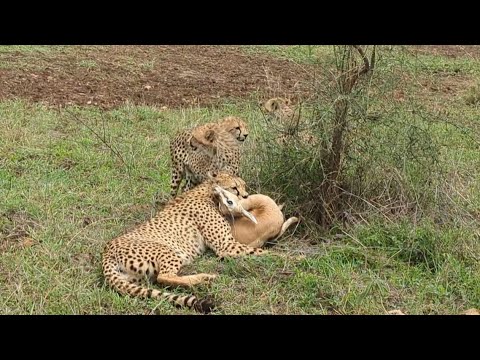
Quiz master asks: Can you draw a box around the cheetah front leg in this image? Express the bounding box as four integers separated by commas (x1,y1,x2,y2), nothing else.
181,174,194,193
152,246,217,288
215,240,267,259
170,163,185,197
202,212,268,259
157,273,217,288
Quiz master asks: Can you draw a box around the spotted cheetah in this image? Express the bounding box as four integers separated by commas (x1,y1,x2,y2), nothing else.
169,116,249,197
263,97,300,134
263,97,316,145
102,172,265,313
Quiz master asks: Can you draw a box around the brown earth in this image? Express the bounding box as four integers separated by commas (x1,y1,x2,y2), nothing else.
0,46,311,109
1,45,477,110
410,45,480,59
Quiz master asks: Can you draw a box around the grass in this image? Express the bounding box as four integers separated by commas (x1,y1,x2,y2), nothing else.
0,46,479,314
243,45,333,65
0,46,71,54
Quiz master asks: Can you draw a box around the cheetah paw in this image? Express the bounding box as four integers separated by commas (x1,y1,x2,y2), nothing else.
198,273,217,283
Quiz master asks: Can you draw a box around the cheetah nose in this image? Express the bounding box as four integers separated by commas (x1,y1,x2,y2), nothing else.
242,193,249,199
243,134,248,139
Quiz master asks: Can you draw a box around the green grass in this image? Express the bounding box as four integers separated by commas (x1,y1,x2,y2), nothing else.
0,45,75,70
243,45,333,65
0,45,71,54
1,46,479,314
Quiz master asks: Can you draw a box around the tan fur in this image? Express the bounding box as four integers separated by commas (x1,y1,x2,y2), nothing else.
263,97,316,146
218,192,299,248
102,172,266,314
462,308,480,315
263,97,299,131
170,116,249,197
387,310,406,315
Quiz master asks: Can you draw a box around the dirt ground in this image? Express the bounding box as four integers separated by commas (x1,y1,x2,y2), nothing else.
1,45,477,110
0,46,311,109
410,45,480,58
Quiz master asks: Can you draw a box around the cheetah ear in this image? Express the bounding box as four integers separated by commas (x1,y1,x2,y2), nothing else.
272,100,280,111
191,127,215,148
190,135,201,149
207,171,218,180
204,129,215,143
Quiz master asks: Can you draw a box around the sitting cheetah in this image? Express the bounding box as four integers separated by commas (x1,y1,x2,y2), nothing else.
169,116,249,197
102,172,264,313
216,187,299,248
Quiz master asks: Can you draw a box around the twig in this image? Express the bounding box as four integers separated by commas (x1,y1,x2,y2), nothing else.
63,108,128,168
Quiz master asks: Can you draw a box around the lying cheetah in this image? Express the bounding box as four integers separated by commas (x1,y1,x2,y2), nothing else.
263,97,316,145
263,97,300,134
169,116,249,197
216,187,299,248
102,172,264,313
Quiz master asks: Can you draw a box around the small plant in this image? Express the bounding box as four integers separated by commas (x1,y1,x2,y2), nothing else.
465,83,480,105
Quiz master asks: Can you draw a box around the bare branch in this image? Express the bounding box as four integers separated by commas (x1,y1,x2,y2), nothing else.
352,45,371,75
370,45,376,71
63,108,128,168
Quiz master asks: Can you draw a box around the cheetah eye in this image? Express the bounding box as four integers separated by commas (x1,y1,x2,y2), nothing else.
227,200,233,205
235,126,241,130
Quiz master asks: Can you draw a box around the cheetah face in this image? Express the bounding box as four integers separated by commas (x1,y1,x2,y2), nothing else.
230,124,248,142
263,97,292,115
219,117,249,143
213,186,257,224
208,171,249,199
264,98,281,112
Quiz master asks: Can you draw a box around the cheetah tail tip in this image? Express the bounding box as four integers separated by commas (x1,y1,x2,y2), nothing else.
194,297,216,314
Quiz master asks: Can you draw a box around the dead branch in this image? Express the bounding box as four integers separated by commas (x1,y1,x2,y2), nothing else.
63,108,128,168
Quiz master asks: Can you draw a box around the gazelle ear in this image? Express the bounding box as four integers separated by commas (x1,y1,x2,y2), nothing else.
212,185,223,196
241,208,258,224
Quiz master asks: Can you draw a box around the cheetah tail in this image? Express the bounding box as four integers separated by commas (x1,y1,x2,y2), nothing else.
102,262,215,314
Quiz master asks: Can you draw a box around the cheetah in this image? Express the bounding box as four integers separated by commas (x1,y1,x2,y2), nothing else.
169,116,249,197
102,172,264,314
263,97,300,134
216,187,299,248
263,97,316,146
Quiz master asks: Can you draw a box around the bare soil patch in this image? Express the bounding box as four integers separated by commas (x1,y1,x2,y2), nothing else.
0,46,311,109
410,45,480,59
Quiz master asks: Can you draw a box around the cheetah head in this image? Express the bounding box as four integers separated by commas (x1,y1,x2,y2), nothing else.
216,116,249,143
207,171,249,199
213,185,257,224
190,117,249,152
263,97,291,113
